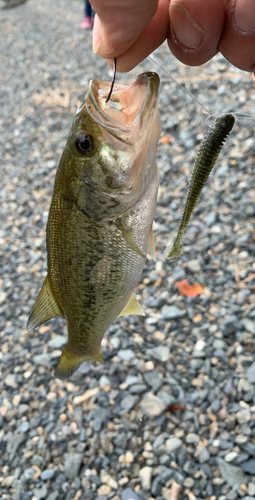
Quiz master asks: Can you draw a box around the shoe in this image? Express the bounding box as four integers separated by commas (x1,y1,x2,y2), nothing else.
81,16,93,29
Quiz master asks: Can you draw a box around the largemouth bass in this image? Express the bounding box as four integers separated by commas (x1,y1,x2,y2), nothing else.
27,72,161,380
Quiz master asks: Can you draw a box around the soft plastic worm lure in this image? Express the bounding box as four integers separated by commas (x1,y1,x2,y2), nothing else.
164,113,235,260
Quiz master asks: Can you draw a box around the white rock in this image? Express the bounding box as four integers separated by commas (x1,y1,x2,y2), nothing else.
139,466,152,491
165,437,182,452
140,392,166,417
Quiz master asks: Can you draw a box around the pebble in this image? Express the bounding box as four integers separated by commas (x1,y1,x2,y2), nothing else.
199,446,210,463
118,349,136,361
162,306,185,320
64,453,83,480
48,334,66,348
139,466,152,490
241,459,255,475
225,452,238,462
187,259,201,272
220,316,241,337
236,409,251,425
151,345,170,362
144,370,162,391
120,395,139,412
33,485,48,499
217,458,247,487
165,437,183,452
247,362,255,383
140,392,166,416
41,469,55,481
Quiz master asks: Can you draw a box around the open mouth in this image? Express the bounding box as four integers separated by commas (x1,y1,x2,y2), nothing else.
86,72,160,142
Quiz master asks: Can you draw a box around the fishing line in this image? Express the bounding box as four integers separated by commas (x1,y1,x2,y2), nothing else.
149,55,210,115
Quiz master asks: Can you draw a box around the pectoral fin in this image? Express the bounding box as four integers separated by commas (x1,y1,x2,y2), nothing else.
147,225,156,261
27,275,63,331
117,220,146,258
118,292,145,317
55,345,104,380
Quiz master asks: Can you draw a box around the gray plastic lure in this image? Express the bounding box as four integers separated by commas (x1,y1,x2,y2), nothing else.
164,113,235,260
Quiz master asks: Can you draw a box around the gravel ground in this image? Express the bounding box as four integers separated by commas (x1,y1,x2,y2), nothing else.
1,1,255,500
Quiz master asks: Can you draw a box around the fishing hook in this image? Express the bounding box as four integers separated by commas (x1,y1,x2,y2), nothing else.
105,58,117,103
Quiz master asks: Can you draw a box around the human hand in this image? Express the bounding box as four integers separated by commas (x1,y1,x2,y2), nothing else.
91,0,255,73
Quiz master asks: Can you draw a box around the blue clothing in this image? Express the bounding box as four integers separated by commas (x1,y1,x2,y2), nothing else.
84,0,92,17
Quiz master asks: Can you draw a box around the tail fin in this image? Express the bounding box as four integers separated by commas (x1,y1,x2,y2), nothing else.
55,345,104,380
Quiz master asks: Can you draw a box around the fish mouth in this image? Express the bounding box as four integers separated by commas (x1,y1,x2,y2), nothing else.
86,72,160,145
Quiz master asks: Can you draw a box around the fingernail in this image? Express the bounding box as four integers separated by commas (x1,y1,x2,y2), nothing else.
170,3,203,49
93,15,101,54
234,0,255,33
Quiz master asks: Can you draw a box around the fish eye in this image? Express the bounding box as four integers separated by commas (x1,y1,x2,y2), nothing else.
75,133,95,155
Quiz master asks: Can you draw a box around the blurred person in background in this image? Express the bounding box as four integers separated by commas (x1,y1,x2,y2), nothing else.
81,0,93,29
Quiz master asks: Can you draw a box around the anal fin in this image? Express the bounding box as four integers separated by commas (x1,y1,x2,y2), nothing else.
27,275,63,331
118,292,145,317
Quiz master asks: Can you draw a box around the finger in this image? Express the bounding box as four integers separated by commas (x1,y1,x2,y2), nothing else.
167,0,225,66
106,0,170,72
219,0,255,72
92,0,159,57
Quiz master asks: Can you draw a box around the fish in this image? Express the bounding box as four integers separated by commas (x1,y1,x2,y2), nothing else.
164,113,235,260
27,72,161,380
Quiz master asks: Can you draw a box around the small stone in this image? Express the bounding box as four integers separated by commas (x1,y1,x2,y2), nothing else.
242,318,255,334
217,458,246,486
99,375,111,390
140,392,166,416
225,452,238,462
151,345,170,362
199,446,210,463
241,459,255,475
186,433,200,445
64,453,83,480
2,475,14,487
187,259,201,272
183,477,195,488
247,362,255,383
33,485,47,499
17,420,30,433
236,409,251,425
32,354,51,366
48,335,66,348
119,451,134,464
5,373,17,388
97,484,111,495
118,349,136,361
120,395,139,412
41,469,55,481
162,306,185,320
221,315,241,337
144,370,162,391
121,489,141,500
248,483,255,496
165,437,182,453
139,466,152,490
211,399,221,413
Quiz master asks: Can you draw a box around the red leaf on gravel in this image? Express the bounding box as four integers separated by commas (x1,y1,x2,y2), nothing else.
176,279,204,297
165,404,186,412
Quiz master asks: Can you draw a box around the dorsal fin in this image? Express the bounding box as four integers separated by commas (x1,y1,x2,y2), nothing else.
27,275,63,331
118,292,145,317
